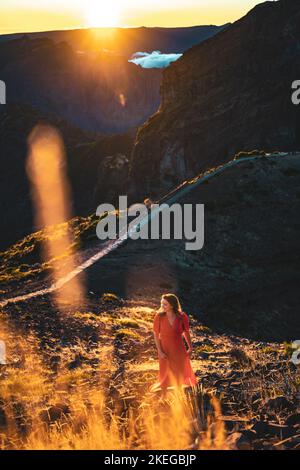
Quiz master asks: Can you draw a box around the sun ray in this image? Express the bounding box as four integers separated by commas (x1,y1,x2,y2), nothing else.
85,1,120,28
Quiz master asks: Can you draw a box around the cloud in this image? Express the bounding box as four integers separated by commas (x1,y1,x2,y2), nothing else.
129,50,182,69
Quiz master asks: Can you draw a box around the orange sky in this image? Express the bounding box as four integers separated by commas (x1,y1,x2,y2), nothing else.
0,1,265,34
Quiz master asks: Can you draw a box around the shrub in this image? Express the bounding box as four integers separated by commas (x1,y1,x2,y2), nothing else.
101,293,121,303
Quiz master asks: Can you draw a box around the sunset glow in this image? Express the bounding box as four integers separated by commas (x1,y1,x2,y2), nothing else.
0,1,266,35
85,1,120,28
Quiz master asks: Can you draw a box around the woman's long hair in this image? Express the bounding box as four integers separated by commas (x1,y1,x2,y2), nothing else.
158,293,183,317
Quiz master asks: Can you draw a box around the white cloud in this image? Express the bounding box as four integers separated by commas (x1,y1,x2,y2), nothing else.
129,50,182,69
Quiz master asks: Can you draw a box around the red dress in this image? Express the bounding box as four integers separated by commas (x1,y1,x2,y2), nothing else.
150,312,197,392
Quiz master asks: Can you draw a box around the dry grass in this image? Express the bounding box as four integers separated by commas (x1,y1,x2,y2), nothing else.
0,304,299,450
0,214,99,283
0,317,228,451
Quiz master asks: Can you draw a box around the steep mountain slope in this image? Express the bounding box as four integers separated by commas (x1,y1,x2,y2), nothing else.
2,153,300,341
130,0,300,197
86,153,300,342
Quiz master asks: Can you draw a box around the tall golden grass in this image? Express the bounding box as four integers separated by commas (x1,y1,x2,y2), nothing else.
0,325,227,450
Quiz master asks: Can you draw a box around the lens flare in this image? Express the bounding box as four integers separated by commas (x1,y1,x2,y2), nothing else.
119,93,126,107
27,125,85,309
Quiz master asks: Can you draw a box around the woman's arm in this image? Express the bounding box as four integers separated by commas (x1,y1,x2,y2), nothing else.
182,313,193,355
153,314,167,359
153,332,167,359
183,330,193,355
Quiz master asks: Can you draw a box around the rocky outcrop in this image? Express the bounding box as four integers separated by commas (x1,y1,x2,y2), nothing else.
130,0,300,198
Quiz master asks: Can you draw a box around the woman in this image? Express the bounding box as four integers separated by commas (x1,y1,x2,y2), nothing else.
150,294,197,392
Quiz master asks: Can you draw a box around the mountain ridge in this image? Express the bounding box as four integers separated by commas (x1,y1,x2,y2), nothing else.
0,24,229,55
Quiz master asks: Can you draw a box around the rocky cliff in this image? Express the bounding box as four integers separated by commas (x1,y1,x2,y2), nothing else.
130,0,300,198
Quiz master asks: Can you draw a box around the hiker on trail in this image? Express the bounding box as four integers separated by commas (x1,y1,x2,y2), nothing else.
151,294,197,393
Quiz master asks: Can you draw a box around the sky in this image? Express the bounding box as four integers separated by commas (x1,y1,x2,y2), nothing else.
0,0,267,34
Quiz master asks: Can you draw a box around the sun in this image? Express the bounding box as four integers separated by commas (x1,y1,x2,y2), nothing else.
86,1,120,28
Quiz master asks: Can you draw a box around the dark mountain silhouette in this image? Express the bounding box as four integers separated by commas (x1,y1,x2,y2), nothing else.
0,25,229,55
130,0,300,198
